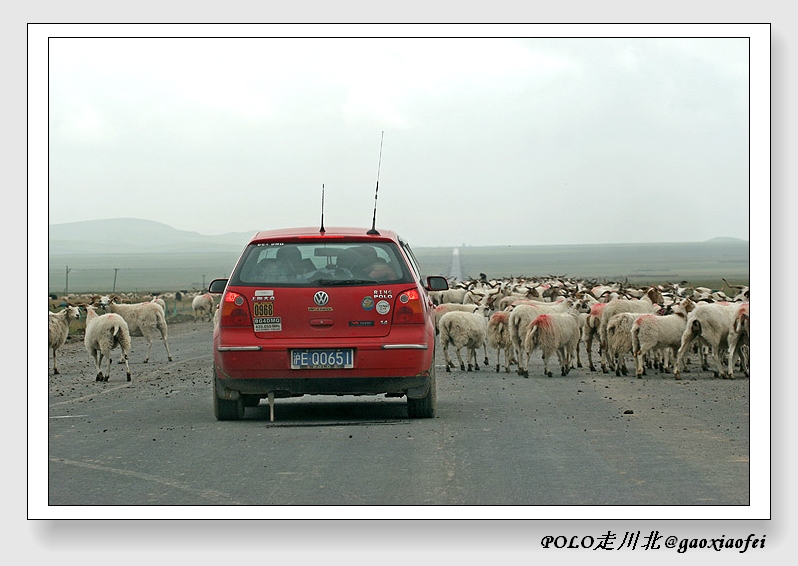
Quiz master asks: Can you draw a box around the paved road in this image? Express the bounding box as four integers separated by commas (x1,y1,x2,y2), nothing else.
43,320,750,512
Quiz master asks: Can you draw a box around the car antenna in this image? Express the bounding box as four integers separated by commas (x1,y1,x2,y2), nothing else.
319,183,326,234
367,131,384,235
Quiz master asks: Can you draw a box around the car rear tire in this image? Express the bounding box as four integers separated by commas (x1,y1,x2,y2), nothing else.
407,355,436,419
213,370,244,421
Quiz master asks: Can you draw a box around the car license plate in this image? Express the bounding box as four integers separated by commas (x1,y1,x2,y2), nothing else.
291,349,354,369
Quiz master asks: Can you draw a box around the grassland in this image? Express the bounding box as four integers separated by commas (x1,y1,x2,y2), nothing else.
47,239,749,296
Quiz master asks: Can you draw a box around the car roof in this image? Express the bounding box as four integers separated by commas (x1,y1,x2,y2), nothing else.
248,226,401,243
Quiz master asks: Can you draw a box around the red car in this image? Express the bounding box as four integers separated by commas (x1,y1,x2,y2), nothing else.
208,226,449,421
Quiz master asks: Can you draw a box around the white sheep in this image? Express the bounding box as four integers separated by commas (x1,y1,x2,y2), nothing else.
438,304,491,372
97,294,173,363
82,304,131,382
191,293,215,322
434,302,479,334
583,302,607,372
438,287,468,304
508,298,582,377
522,312,581,377
630,298,695,378
598,287,663,373
726,302,750,379
149,296,166,313
486,310,514,372
605,312,640,376
673,302,739,380
48,304,81,375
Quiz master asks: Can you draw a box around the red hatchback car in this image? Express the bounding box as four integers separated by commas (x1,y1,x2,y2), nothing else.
208,226,449,421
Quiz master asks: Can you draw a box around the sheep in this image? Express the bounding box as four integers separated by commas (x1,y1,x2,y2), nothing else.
522,312,581,377
149,296,166,312
438,287,468,304
438,304,491,372
508,298,583,377
630,298,695,378
434,302,479,334
82,304,131,382
48,304,81,375
486,310,514,372
191,292,215,322
598,287,663,373
96,294,173,363
605,312,640,376
673,302,740,380
583,302,607,372
726,302,750,379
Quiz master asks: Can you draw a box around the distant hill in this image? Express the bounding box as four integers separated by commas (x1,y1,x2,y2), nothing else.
48,218,256,254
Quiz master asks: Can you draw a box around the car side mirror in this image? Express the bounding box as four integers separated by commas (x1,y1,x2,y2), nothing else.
426,275,449,291
208,278,228,294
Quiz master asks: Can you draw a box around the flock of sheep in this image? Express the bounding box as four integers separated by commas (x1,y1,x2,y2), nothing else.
49,276,751,384
430,275,750,381
48,291,216,382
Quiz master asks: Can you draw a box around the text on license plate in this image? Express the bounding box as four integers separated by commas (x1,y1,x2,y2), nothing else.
291,349,354,369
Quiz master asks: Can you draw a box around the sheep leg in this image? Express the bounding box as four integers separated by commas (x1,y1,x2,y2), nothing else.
586,333,596,371
634,348,645,378
91,350,104,382
159,328,173,362
600,337,609,374
542,350,553,377
443,342,452,372
121,351,131,381
52,348,60,375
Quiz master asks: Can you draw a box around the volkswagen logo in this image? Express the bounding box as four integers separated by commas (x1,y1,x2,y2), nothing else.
313,291,329,306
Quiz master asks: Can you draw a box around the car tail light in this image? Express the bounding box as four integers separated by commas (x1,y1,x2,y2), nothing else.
219,290,251,327
393,288,426,324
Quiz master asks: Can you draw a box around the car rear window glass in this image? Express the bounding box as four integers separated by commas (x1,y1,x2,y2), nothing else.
232,241,413,286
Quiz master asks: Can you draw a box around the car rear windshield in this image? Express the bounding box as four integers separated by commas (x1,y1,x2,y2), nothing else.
231,241,414,287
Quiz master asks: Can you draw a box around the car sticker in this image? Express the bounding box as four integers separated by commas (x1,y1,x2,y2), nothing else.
376,300,391,315
361,297,375,310
349,321,375,327
254,317,282,332
254,290,275,297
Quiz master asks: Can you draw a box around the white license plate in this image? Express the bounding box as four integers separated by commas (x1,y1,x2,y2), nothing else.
291,349,354,369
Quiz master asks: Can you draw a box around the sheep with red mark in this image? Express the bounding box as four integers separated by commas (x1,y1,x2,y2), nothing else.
598,287,663,373
522,312,581,377
49,304,81,375
630,298,695,378
82,304,131,382
509,298,584,377
583,302,607,372
487,310,514,372
439,304,491,372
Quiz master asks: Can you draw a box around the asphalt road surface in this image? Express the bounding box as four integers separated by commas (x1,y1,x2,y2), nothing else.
45,319,751,512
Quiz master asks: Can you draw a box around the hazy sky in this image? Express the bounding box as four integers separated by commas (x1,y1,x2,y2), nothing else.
43,25,764,248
